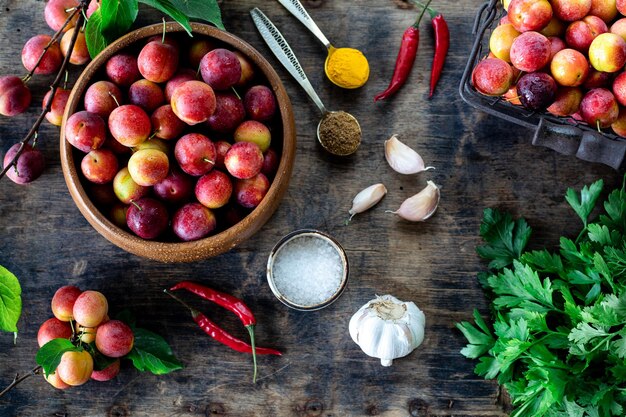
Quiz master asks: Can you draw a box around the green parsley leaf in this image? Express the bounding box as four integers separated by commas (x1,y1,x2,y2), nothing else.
600,183,626,233
476,209,531,270
565,179,604,227
126,327,182,375
488,262,554,313
455,309,495,359
521,250,564,274
0,265,21,336
36,338,82,375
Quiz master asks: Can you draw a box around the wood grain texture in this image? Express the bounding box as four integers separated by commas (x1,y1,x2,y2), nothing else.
0,0,622,416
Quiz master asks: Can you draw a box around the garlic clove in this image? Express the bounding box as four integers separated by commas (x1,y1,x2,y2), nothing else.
348,183,388,222
384,134,434,175
389,181,440,222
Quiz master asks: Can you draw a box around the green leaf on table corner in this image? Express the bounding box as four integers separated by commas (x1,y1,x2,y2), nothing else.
85,8,109,58
476,208,531,270
138,0,192,35
36,338,82,375
0,265,21,336
169,0,224,30
100,0,139,40
565,179,604,227
126,327,182,375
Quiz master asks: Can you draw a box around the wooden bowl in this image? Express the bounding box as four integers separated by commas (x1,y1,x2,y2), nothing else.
60,22,296,263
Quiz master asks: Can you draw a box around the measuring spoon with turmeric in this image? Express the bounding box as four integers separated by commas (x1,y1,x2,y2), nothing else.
251,8,361,156
276,0,369,89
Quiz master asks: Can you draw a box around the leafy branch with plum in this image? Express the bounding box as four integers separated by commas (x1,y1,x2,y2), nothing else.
1,0,223,185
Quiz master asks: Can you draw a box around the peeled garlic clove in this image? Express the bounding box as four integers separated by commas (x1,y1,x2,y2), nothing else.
389,181,440,222
348,183,387,221
384,134,434,175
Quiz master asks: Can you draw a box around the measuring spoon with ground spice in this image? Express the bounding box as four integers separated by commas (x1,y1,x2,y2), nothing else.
251,8,362,156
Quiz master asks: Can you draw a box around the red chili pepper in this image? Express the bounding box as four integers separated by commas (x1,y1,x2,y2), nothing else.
165,287,281,383
374,0,432,102
413,1,449,98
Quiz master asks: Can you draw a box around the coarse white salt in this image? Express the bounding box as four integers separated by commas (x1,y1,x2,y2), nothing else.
271,234,345,307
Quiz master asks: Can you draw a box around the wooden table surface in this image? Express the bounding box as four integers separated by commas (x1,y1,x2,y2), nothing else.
0,0,623,416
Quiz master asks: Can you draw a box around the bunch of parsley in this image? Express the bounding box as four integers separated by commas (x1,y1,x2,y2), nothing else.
457,176,626,417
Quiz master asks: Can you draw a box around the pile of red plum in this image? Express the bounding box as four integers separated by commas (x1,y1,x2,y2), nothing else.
472,0,626,137
64,34,281,242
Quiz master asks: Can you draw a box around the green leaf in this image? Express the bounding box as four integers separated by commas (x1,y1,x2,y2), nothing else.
565,179,604,227
488,262,555,313
610,330,626,359
0,265,21,335
475,356,500,379
477,209,531,270
138,0,192,35
456,310,495,359
36,339,82,375
85,8,109,58
587,224,621,247
599,181,626,233
100,0,138,40
521,250,563,274
168,0,224,30
126,327,182,375
86,342,117,371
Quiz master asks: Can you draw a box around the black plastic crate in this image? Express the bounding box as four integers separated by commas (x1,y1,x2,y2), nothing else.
459,0,626,170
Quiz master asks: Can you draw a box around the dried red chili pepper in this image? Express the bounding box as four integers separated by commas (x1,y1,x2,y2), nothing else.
374,0,432,102
165,286,281,383
413,1,449,97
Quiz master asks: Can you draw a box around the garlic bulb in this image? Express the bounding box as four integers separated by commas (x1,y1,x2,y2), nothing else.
349,295,425,366
384,135,434,175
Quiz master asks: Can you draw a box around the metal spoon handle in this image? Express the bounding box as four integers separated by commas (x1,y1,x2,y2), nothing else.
276,0,332,49
250,7,327,114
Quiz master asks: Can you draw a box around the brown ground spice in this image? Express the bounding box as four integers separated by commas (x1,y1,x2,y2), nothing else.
318,111,361,156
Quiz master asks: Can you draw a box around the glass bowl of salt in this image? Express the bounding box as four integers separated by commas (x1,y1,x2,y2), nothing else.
267,229,349,311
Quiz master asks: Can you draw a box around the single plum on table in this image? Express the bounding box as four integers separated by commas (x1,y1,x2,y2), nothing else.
126,197,169,239
471,57,514,96
224,141,264,180
108,104,151,147
234,173,270,208
95,320,134,358
73,290,109,328
3,143,45,185
207,92,246,133
129,79,165,113
43,88,70,126
37,318,72,347
21,34,63,75
65,111,107,153
137,40,179,83
244,85,277,122
200,48,242,90
106,53,141,87
172,202,217,241
0,75,31,116
91,359,120,382
151,104,185,140
44,0,79,32
60,28,90,65
51,285,82,322
56,350,94,386
174,133,216,176
171,80,216,125
516,72,557,110
195,170,233,209
81,149,119,184
84,81,123,119
153,167,194,204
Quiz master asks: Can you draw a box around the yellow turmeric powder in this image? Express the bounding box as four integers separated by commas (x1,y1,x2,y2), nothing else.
325,47,370,89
